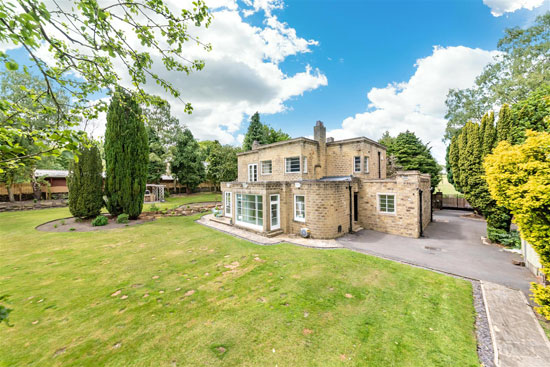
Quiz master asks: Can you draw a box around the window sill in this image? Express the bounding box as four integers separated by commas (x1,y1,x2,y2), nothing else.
293,218,306,223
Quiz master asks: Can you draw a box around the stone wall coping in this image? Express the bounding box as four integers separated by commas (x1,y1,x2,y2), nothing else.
237,137,318,156
326,136,387,150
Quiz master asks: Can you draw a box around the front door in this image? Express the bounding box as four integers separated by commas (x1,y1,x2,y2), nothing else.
270,194,280,230
354,192,359,222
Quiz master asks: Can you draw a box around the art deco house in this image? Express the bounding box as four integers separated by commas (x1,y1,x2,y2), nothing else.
220,121,431,239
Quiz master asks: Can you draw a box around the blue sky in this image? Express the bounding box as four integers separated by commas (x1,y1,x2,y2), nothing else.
2,0,549,163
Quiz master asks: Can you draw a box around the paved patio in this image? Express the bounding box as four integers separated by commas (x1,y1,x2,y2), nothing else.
337,209,536,293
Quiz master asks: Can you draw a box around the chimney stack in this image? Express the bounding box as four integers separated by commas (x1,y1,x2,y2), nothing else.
252,140,260,150
314,120,326,144
313,121,327,178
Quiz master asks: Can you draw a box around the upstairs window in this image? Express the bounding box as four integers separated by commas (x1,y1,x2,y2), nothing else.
354,156,361,173
303,157,308,173
364,156,370,173
248,164,258,182
378,194,395,214
261,160,272,175
285,157,300,173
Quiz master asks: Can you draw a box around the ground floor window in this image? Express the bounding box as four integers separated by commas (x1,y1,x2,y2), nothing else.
378,194,395,214
236,194,263,228
224,192,231,216
294,195,305,222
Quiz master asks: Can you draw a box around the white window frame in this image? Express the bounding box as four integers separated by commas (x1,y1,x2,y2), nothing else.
248,163,258,182
261,160,272,175
353,156,361,173
303,156,308,173
224,192,232,217
236,194,264,230
377,193,396,215
364,156,370,173
294,195,306,222
270,194,280,230
285,157,301,173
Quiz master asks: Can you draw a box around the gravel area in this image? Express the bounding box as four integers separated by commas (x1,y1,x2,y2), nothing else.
472,280,496,367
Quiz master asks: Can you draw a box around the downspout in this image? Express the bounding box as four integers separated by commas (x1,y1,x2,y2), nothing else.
419,189,424,237
348,181,353,233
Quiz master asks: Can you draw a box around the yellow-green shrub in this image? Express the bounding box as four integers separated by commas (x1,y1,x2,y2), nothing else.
484,130,550,319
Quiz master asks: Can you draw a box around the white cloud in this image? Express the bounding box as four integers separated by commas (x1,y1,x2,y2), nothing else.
483,0,546,16
8,0,326,145
327,46,499,164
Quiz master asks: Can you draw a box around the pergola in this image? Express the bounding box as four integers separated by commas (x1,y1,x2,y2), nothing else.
144,184,166,203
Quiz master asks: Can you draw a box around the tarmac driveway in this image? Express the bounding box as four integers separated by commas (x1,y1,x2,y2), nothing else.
337,209,536,293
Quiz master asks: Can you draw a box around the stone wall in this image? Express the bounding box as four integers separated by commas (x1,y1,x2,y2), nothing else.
326,140,387,179
359,171,430,238
237,139,319,182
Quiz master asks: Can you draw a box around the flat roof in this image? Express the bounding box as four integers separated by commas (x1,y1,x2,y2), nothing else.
237,137,318,156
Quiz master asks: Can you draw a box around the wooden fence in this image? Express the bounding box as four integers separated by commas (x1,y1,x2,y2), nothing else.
432,192,472,210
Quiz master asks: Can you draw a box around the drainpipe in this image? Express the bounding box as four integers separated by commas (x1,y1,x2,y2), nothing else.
419,188,424,237
348,182,353,233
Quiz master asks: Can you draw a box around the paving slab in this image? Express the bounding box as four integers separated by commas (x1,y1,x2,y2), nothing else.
482,281,550,367
196,214,342,248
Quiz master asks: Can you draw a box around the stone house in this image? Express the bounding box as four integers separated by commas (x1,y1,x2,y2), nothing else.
221,121,431,239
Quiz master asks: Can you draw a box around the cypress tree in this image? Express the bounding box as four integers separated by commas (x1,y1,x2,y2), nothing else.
68,144,104,218
242,112,267,151
104,89,149,219
481,112,496,157
448,134,460,192
457,123,470,191
496,104,512,142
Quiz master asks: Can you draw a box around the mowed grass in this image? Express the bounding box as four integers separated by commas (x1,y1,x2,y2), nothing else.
142,192,221,211
435,174,463,196
0,207,479,366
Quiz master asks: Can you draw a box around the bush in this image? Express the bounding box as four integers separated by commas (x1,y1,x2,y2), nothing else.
150,204,159,212
92,215,108,227
68,144,104,219
117,213,130,224
487,226,520,247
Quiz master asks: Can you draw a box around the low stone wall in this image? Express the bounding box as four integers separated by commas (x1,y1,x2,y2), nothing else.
0,199,68,212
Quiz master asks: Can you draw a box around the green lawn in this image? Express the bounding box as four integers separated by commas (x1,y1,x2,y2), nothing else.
0,206,479,366
435,174,463,196
142,192,221,211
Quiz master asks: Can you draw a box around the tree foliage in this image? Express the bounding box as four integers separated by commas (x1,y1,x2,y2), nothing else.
484,131,550,319
381,131,440,189
172,129,205,193
242,112,291,151
0,0,211,169
147,127,166,184
104,89,148,219
68,144,103,219
205,141,239,189
445,12,550,139
448,114,511,232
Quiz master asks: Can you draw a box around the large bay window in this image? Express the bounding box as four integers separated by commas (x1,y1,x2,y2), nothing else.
285,157,300,173
236,194,263,228
294,195,305,222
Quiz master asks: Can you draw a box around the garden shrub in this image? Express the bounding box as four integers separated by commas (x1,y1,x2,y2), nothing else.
484,130,550,320
92,215,108,227
68,144,104,219
117,213,130,224
150,204,159,212
487,226,520,247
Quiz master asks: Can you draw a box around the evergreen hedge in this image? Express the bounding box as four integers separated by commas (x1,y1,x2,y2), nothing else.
104,89,149,219
68,144,104,218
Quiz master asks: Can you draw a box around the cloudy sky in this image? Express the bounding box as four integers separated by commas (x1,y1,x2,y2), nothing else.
4,0,550,163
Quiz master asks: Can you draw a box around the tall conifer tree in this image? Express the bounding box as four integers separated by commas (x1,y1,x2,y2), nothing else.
68,144,104,218
104,89,149,219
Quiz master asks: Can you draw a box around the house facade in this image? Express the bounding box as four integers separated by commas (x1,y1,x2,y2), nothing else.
221,121,431,239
